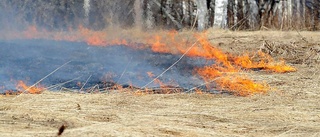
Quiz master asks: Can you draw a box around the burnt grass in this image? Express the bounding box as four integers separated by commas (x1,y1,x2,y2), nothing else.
0,39,210,93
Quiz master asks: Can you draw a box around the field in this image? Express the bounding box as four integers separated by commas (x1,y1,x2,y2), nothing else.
1,30,320,137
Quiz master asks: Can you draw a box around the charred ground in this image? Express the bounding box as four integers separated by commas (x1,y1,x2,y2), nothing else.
0,39,209,92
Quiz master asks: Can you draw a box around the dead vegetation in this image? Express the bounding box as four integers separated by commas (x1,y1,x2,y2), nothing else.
1,30,320,136
260,40,320,65
207,29,320,64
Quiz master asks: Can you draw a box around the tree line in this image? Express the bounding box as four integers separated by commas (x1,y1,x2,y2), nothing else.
0,0,319,31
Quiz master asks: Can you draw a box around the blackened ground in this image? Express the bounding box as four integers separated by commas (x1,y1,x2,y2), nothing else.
0,39,211,93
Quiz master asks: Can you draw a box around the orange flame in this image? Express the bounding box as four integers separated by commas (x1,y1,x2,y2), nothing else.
16,81,44,94
233,51,296,73
151,35,171,53
144,32,293,96
147,72,167,88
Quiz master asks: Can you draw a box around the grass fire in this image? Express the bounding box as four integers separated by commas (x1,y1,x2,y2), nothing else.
0,25,297,96
1,1,319,136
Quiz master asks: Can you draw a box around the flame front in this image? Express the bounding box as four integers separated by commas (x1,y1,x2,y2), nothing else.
232,51,297,73
144,32,294,96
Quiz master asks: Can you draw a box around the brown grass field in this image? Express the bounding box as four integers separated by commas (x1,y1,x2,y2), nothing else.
1,30,320,137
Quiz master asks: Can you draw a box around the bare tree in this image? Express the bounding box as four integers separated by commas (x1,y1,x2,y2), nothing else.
227,0,235,28
287,0,293,28
181,0,191,27
214,0,228,27
134,0,143,29
195,0,208,31
208,0,216,27
294,0,302,29
145,0,157,29
248,0,260,29
83,0,90,18
315,0,320,30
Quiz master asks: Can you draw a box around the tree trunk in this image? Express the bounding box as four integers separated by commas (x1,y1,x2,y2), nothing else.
234,0,238,24
182,0,190,27
242,0,250,29
207,0,215,27
287,0,293,28
227,0,235,28
214,0,228,28
248,0,259,29
83,0,90,26
315,0,320,30
165,0,173,26
304,0,313,30
145,0,155,29
295,0,301,29
277,1,283,29
281,0,287,29
134,0,143,29
195,0,208,31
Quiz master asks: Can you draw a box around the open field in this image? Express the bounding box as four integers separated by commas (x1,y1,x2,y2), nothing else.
1,30,320,137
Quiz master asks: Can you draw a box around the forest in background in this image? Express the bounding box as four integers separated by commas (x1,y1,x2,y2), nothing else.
0,0,319,31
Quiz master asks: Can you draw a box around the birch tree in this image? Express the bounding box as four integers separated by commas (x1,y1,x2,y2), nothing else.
134,0,143,29
181,0,191,26
248,0,260,29
195,0,208,31
214,0,228,28
83,0,90,25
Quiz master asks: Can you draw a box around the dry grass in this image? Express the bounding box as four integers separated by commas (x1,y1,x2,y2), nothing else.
1,30,320,137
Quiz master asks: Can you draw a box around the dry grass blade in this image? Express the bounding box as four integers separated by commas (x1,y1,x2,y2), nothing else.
46,76,83,90
294,28,308,43
79,75,92,92
191,10,199,31
275,126,298,137
116,57,132,84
